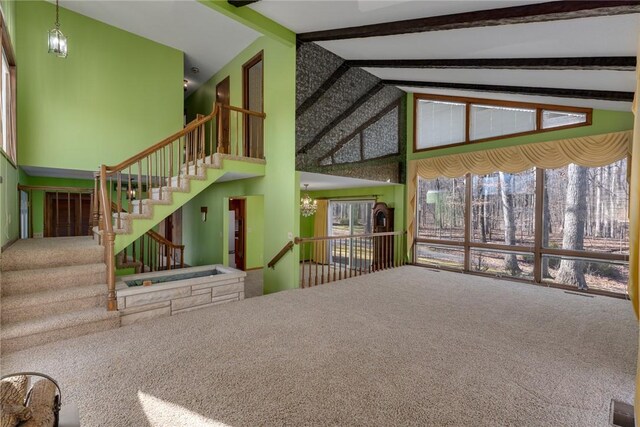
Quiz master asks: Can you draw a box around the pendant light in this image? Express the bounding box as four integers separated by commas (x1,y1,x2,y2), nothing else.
48,0,68,58
300,184,317,217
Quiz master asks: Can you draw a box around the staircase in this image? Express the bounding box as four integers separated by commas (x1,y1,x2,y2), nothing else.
0,237,120,353
0,103,265,353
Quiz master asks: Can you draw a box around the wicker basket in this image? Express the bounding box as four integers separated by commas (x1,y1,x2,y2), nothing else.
1,372,61,427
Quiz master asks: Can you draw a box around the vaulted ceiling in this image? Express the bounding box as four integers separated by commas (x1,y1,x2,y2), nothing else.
251,0,640,111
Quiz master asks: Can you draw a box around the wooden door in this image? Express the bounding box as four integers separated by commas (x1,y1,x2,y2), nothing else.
242,52,263,158
229,199,246,271
216,76,230,154
45,193,92,237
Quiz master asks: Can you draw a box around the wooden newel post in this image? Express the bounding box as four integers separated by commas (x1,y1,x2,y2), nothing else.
105,231,117,311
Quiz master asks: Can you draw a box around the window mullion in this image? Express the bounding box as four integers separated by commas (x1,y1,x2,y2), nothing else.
533,168,544,283
464,173,471,272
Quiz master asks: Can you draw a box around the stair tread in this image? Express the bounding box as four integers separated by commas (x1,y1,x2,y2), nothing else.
2,284,107,312
1,307,119,340
1,237,103,271
2,262,106,279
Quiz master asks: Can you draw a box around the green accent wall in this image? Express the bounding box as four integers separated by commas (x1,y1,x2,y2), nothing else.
15,0,183,172
407,93,634,161
0,1,17,248
184,36,298,294
0,154,18,247
183,181,264,269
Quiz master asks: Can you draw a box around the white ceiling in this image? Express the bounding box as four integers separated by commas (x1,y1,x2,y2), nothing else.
250,0,548,34
300,171,398,191
58,0,261,97
251,1,640,110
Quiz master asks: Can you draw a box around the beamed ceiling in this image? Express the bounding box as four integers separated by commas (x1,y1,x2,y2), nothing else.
251,0,640,111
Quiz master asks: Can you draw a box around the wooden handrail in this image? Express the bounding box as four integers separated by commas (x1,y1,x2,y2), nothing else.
295,230,404,244
145,229,185,250
268,240,294,269
18,184,93,193
218,102,267,119
105,105,218,173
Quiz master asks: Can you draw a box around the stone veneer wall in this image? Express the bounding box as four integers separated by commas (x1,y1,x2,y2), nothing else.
296,42,406,183
116,266,246,326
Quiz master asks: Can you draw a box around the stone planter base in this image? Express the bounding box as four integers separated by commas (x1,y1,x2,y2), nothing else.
116,265,246,326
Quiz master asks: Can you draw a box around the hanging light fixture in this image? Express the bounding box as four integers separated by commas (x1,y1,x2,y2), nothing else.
48,0,68,58
300,184,317,217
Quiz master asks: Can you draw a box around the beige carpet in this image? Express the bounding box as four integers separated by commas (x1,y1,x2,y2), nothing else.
1,266,636,426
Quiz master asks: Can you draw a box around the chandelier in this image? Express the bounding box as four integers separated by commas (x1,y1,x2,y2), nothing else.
300,184,317,217
48,0,68,58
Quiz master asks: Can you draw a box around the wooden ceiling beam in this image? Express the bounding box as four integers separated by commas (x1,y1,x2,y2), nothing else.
346,57,637,71
297,82,385,155
227,0,260,8
298,1,640,42
382,80,634,102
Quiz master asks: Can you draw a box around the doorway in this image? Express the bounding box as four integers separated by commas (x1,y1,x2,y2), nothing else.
216,76,230,154
242,51,263,158
328,200,375,270
229,198,246,270
44,192,92,237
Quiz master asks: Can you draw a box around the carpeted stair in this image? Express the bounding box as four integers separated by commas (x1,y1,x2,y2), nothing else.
0,236,120,354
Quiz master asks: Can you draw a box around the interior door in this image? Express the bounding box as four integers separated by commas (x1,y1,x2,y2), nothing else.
45,193,92,237
229,199,246,270
243,52,263,158
216,76,230,154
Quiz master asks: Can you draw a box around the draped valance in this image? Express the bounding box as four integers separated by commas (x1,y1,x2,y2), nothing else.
416,131,632,179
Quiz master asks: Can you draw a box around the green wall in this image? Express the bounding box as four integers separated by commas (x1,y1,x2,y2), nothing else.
407,93,634,161
184,36,298,294
0,0,17,249
0,154,18,248
183,180,264,269
16,0,183,171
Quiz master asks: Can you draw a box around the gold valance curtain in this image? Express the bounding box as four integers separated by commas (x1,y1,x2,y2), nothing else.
416,131,632,179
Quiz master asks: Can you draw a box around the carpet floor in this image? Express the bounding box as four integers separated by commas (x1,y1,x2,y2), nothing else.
1,266,636,426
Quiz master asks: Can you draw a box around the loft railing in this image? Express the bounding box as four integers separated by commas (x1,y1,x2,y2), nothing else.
295,231,407,288
97,103,266,311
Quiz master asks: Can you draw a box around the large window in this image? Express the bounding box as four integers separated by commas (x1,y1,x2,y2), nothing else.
414,94,591,151
329,200,375,269
415,159,629,296
0,24,16,163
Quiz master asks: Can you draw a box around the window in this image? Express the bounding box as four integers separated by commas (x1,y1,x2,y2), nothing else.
414,94,592,152
329,200,375,269
415,158,629,296
416,99,465,149
542,110,587,129
470,104,536,141
0,24,16,164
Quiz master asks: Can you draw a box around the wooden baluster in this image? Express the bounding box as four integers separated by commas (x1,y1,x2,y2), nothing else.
67,191,71,236
217,108,223,154
166,243,171,271
314,241,318,286
180,247,184,269
368,237,372,273
169,142,174,188
55,191,59,237
307,241,312,287
301,245,305,288
136,161,142,214
235,111,240,157
116,173,122,230
331,240,335,282
127,166,132,215
185,132,191,175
